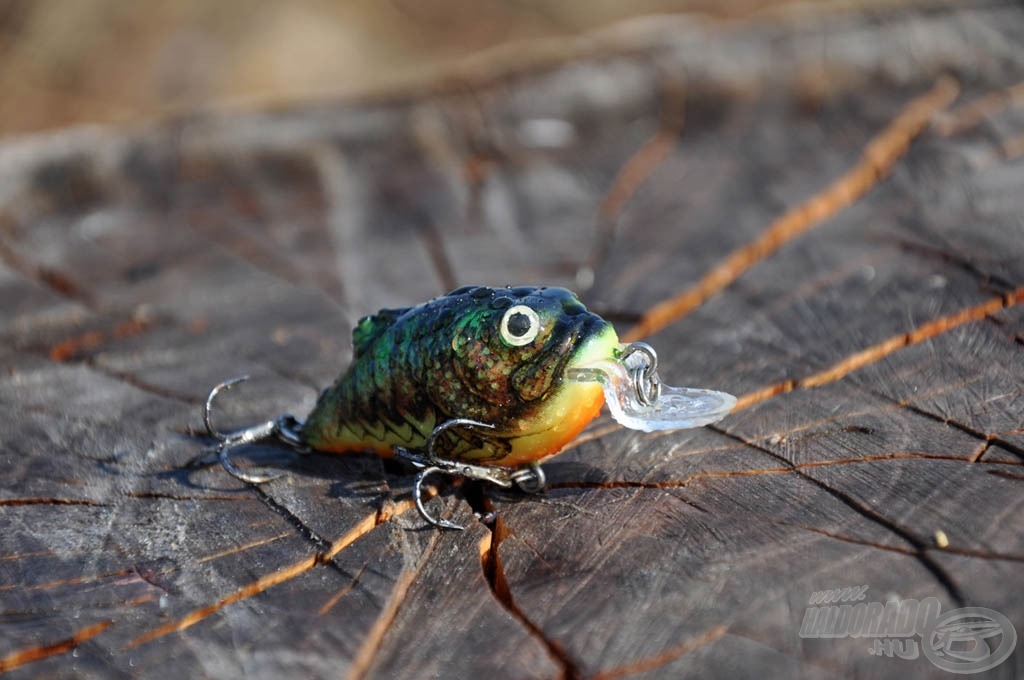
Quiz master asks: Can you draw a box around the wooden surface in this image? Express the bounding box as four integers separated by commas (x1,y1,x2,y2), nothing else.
2,3,1024,678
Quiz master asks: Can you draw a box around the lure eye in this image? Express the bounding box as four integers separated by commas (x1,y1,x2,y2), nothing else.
500,305,541,347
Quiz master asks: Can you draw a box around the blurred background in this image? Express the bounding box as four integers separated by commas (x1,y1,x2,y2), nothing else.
0,0,793,139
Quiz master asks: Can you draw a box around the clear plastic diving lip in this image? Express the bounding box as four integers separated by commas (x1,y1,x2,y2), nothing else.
567,344,736,433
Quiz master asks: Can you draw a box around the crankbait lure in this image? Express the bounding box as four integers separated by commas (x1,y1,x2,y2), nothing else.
202,285,735,529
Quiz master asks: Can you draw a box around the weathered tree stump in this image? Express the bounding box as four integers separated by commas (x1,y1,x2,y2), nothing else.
2,4,1023,678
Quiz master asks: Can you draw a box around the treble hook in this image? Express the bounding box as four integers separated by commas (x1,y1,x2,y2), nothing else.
202,376,306,484
395,419,548,530
397,418,492,531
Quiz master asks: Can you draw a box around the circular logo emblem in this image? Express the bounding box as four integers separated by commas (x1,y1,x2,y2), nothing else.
922,607,1017,674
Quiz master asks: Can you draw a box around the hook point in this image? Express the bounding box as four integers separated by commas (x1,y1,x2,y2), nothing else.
413,468,466,530
204,375,251,439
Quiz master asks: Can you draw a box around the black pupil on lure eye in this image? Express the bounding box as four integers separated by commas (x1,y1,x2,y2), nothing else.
506,312,532,337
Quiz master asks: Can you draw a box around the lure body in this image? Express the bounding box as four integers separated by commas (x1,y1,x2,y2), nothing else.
203,285,736,528
301,286,619,467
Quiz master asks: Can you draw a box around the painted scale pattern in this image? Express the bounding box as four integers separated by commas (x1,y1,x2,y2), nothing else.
301,286,619,467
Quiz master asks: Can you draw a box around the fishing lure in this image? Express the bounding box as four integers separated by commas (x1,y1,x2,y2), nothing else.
202,285,735,529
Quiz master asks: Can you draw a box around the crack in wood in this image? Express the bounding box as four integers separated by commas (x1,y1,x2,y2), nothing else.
317,565,366,617
125,500,415,650
479,517,582,680
733,285,1024,411
784,520,1024,564
323,510,385,562
1002,131,1024,161
245,486,387,593
0,593,158,624
588,624,729,680
126,553,321,650
312,144,360,310
933,80,1024,137
130,564,173,597
193,532,294,565
0,568,136,594
776,521,916,556
778,450,977,471
17,329,200,405
757,250,884,318
80,360,201,405
599,130,679,225
346,527,443,680
881,234,1017,294
47,317,156,362
0,497,109,507
247,484,332,553
548,451,1004,494
254,353,323,394
125,592,161,608
119,491,248,503
416,216,458,293
886,398,1024,463
1,531,294,603
936,546,1024,563
549,471,784,491
0,620,113,673
0,550,55,563
988,468,1024,481
623,76,960,341
185,207,346,308
664,492,712,517
710,425,966,606
968,440,991,463
592,74,686,273
0,232,97,310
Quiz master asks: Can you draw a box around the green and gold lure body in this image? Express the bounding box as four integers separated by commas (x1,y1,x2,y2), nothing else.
202,285,736,528
302,285,617,467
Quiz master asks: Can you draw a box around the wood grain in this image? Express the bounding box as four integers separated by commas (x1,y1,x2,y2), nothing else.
2,3,1023,678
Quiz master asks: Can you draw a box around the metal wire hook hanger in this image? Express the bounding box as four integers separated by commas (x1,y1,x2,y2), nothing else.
618,341,661,405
